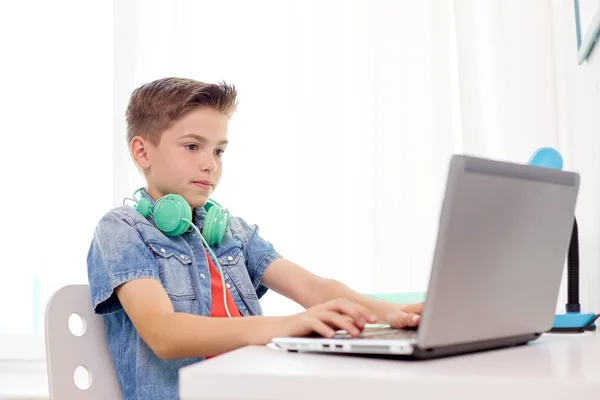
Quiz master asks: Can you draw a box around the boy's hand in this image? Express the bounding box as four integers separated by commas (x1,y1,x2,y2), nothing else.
382,302,423,329
278,298,378,338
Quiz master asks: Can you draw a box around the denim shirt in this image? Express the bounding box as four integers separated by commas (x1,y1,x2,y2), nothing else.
87,190,282,400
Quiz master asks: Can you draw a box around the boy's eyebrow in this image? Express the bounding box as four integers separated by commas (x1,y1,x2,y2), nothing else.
180,133,229,146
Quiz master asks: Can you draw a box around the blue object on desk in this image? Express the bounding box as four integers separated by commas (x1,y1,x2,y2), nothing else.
527,147,597,333
527,147,564,170
552,313,599,333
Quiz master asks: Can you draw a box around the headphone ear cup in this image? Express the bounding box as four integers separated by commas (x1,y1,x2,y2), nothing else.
202,206,218,246
135,198,152,218
153,194,192,236
202,204,229,246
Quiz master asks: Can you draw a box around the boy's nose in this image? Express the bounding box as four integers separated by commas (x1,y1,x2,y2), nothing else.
201,156,218,172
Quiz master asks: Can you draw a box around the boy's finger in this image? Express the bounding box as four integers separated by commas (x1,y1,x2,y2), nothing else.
328,298,377,325
317,311,361,337
308,318,336,338
389,311,420,328
407,313,420,326
402,302,424,314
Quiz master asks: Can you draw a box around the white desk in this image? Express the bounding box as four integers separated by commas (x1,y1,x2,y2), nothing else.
179,332,600,400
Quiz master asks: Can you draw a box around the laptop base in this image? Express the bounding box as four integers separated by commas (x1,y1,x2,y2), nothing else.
409,333,541,359
274,333,542,361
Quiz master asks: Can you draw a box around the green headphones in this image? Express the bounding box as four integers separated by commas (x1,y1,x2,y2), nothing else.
129,188,233,318
131,188,230,246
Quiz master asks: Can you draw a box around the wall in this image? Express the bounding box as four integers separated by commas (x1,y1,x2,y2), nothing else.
551,0,600,313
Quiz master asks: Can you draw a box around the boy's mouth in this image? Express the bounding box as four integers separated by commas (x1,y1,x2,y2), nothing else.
193,181,212,190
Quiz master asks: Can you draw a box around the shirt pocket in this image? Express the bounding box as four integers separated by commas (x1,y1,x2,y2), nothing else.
148,241,196,301
218,247,257,300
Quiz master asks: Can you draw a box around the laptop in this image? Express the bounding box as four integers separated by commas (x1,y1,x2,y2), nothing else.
272,154,580,359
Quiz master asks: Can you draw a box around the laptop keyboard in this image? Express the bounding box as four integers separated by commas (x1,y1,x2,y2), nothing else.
334,327,418,340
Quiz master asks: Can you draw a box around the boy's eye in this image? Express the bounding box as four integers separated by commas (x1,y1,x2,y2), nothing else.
215,149,225,157
185,144,199,151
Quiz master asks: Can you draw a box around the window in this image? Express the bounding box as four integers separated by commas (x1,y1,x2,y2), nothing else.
0,1,113,359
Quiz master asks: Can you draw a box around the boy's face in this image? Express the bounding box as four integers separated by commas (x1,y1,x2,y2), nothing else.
133,107,229,209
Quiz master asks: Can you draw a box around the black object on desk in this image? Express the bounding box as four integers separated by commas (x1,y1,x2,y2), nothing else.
549,217,599,333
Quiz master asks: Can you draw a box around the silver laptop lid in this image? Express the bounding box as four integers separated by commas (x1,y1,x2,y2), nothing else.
418,155,579,349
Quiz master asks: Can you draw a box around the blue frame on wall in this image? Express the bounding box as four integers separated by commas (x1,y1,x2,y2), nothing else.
574,0,600,64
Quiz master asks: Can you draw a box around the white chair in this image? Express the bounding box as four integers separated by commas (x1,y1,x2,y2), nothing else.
45,284,123,399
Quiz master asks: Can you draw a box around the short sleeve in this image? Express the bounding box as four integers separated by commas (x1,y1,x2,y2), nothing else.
229,216,282,297
87,210,160,314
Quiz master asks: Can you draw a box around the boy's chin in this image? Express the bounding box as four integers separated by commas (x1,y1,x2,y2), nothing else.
186,194,209,208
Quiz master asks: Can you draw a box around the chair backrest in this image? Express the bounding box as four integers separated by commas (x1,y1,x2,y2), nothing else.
45,284,123,399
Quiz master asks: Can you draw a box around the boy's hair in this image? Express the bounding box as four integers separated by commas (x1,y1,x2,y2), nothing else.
126,77,238,145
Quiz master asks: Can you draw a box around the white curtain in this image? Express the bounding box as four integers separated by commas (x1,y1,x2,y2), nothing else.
113,0,592,316
0,0,113,359
2,0,597,360
113,0,461,315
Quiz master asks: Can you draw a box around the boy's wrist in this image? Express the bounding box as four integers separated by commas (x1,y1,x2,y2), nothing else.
244,316,287,345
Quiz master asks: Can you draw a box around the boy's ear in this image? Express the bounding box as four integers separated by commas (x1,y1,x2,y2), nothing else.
130,136,151,170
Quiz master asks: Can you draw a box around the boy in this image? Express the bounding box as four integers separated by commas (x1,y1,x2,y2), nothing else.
87,77,422,399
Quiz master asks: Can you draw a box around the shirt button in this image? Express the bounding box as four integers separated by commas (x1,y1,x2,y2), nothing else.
180,255,186,259
160,248,166,253
227,256,233,261
226,283,231,289
200,274,206,279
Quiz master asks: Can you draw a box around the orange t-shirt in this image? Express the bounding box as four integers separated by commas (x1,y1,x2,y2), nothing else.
205,251,242,359
207,250,242,318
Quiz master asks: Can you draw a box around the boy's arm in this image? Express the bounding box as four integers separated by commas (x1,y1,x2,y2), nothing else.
115,277,374,359
261,258,422,328
115,278,285,359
